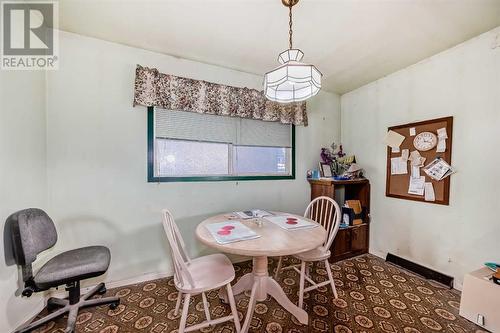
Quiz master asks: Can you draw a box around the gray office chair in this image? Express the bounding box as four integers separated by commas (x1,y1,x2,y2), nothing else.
8,208,120,333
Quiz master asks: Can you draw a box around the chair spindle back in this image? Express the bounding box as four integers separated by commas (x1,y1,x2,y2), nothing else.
304,196,341,250
161,209,194,289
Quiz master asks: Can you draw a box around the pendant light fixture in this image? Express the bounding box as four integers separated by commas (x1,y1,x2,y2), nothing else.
264,0,322,103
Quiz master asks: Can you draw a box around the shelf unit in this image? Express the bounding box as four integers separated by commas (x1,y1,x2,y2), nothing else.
308,178,370,262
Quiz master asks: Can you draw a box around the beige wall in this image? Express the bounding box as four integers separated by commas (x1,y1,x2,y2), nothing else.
341,26,500,289
0,71,47,331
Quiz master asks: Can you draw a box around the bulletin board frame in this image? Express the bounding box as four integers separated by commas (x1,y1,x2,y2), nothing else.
385,116,453,205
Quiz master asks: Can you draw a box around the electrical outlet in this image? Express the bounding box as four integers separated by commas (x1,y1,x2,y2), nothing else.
477,314,485,326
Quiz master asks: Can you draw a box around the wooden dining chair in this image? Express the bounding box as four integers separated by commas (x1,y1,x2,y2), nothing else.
274,196,341,308
161,209,241,333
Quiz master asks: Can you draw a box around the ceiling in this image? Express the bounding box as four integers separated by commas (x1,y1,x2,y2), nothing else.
58,0,500,94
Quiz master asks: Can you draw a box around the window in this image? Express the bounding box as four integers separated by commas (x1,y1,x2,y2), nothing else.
147,107,295,182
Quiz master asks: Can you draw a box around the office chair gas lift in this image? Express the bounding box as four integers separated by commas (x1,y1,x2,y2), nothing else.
7,208,120,333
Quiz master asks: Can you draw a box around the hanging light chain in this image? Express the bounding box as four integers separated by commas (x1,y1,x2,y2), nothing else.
265,0,321,103
288,4,293,49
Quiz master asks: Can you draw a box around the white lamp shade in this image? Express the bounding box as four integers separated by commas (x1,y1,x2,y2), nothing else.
264,49,322,103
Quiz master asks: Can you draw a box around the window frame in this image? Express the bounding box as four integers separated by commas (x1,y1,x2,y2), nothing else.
147,107,296,182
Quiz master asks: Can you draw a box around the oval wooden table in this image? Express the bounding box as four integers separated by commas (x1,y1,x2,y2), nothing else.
195,212,327,332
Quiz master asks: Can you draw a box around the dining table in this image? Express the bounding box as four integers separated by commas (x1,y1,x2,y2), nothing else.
195,212,327,332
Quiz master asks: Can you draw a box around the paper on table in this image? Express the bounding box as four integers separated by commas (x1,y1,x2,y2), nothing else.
251,209,273,217
205,221,261,244
391,157,408,175
234,209,273,219
265,215,318,230
234,211,253,219
424,182,435,201
384,130,405,149
408,176,425,196
409,127,416,136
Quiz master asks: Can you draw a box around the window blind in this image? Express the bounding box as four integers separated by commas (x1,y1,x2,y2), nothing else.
155,108,291,148
239,118,291,148
155,108,238,144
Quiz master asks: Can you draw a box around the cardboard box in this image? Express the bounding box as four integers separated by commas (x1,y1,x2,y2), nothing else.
459,267,500,332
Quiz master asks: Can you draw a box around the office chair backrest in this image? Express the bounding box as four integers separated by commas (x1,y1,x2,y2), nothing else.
8,208,57,267
161,209,194,289
304,196,341,250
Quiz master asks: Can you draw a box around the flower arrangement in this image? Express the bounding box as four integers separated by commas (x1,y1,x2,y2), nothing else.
320,142,357,177
321,142,345,162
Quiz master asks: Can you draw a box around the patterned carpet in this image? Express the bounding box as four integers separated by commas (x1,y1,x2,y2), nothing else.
32,254,485,333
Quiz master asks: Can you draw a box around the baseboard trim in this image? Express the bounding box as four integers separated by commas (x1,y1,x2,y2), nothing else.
386,253,454,288
368,249,386,260
105,271,172,289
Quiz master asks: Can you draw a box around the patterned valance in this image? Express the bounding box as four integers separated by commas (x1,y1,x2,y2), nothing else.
133,65,308,126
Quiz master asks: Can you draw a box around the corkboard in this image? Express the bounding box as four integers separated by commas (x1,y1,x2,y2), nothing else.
385,116,453,205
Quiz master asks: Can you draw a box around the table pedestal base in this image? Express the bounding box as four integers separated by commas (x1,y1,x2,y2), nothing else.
221,256,308,332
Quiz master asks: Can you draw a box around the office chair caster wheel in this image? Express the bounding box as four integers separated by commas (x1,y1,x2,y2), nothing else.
97,285,107,295
22,288,33,297
109,300,120,310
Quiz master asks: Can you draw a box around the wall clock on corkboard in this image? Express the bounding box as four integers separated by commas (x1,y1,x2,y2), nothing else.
385,116,453,205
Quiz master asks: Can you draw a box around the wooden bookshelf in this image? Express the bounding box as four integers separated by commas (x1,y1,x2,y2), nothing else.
308,178,370,262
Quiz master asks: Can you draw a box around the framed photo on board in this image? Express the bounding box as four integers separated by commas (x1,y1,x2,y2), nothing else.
385,116,453,205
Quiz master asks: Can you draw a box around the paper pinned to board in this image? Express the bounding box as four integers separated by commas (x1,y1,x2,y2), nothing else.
409,150,421,161
411,165,421,179
436,140,446,153
401,149,409,161
409,150,426,167
424,182,436,201
414,156,426,167
391,157,408,175
408,176,425,196
436,127,448,153
409,127,416,136
385,130,405,149
391,146,400,153
437,127,448,139
423,158,456,181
